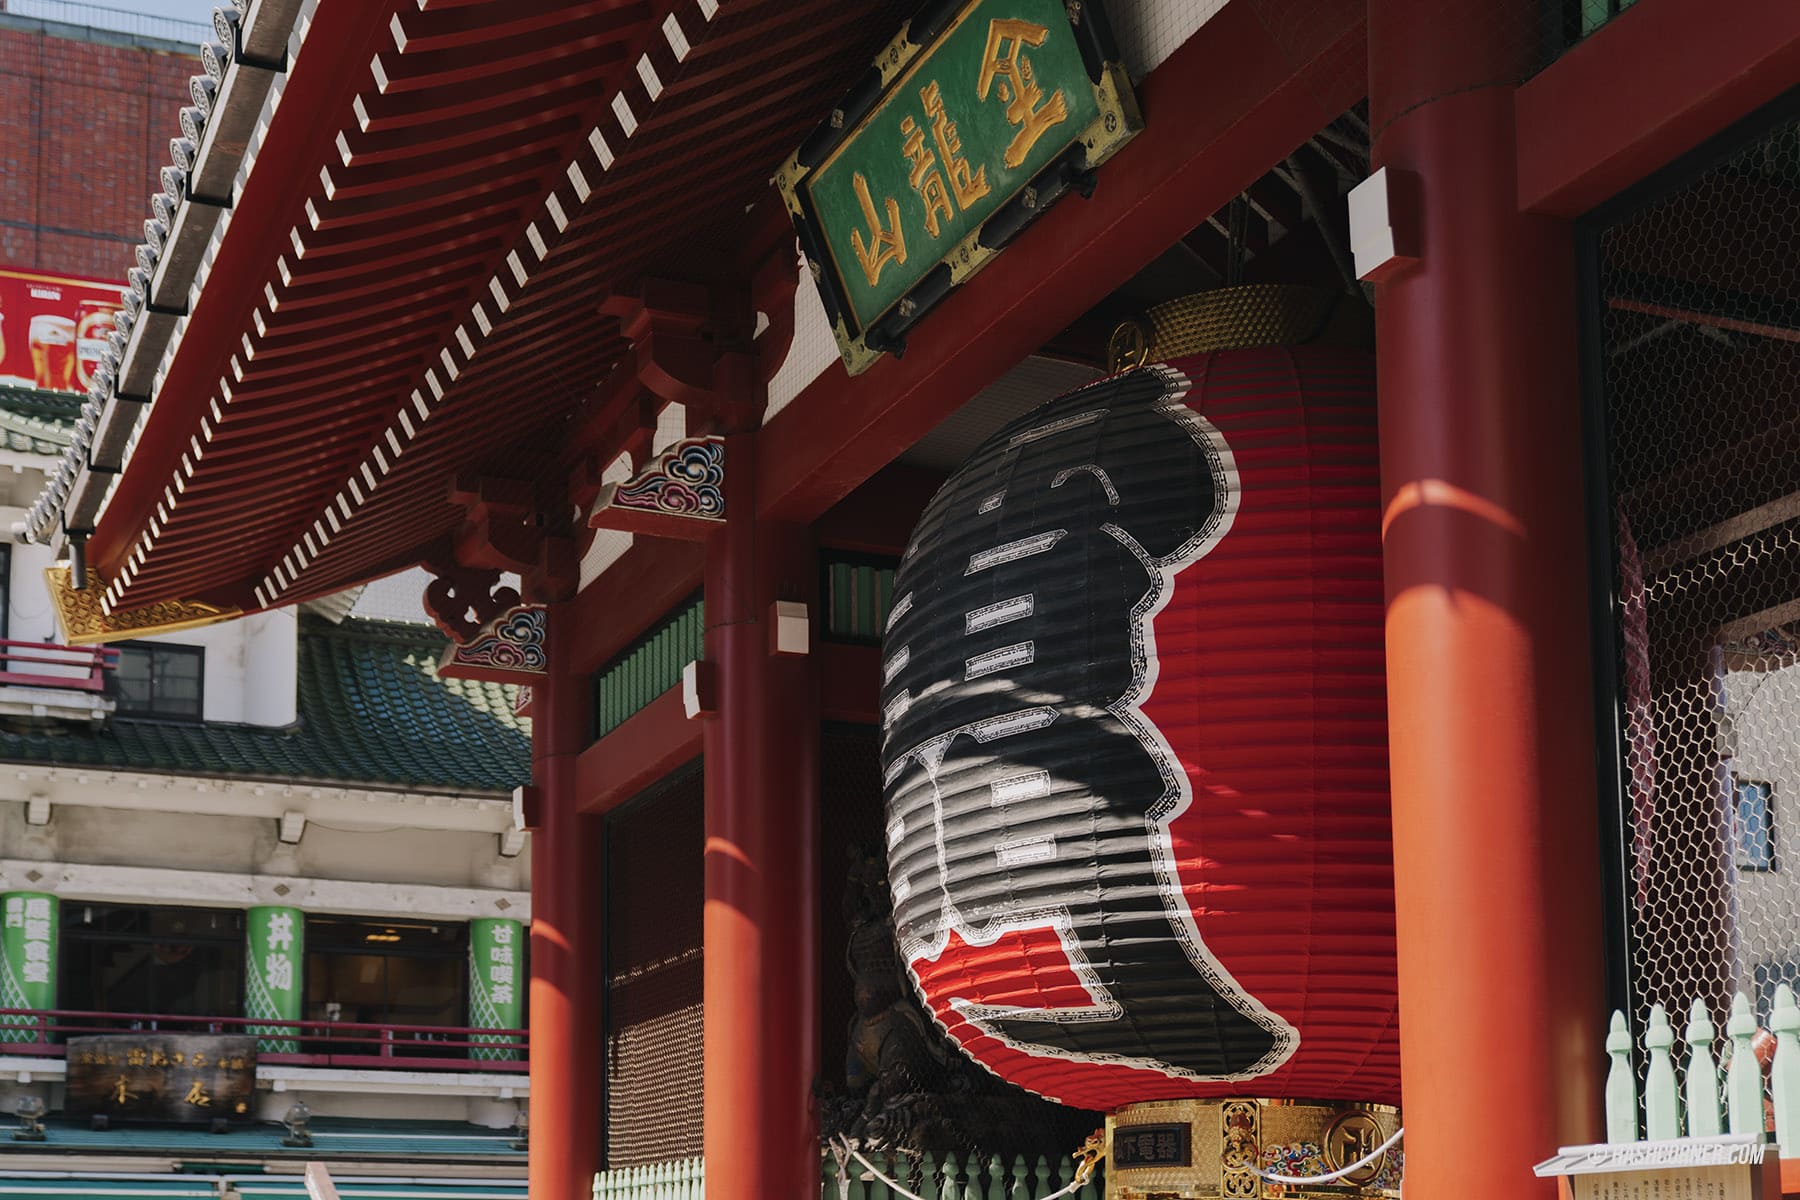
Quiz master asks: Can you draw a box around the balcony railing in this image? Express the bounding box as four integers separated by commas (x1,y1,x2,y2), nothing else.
0,1007,528,1073
0,640,118,692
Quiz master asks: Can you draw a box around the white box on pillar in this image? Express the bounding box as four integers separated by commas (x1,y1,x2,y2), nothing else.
1349,166,1418,282
768,600,809,657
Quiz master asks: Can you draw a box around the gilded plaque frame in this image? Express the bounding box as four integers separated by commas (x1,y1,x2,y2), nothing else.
773,0,1141,375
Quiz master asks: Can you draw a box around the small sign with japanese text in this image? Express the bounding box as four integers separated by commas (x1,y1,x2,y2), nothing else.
246,905,303,1053
469,917,523,1060
775,0,1140,374
1113,1122,1191,1169
1,891,58,1043
64,1034,257,1124
1534,1136,1781,1200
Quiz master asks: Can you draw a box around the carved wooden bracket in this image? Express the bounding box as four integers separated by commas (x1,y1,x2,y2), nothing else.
607,284,759,427
421,561,522,645
436,601,548,685
588,435,725,541
563,281,754,508
445,474,577,604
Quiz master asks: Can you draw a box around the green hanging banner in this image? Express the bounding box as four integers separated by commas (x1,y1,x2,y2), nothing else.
468,918,524,1061
246,905,303,1054
1,891,57,1044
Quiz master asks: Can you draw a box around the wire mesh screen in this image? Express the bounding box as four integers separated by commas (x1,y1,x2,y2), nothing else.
605,762,705,1168
817,725,1098,1159
1590,99,1800,1088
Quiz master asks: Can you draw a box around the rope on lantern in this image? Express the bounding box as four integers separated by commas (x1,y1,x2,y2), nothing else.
1242,1125,1405,1187
828,1134,1103,1200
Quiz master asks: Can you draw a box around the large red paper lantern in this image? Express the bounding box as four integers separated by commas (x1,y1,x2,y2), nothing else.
880,308,1398,1113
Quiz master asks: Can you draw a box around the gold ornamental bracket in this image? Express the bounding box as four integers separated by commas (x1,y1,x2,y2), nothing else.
46,566,242,646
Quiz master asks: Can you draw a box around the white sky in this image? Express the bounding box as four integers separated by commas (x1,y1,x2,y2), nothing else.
9,0,218,39
117,0,215,17
131,0,215,15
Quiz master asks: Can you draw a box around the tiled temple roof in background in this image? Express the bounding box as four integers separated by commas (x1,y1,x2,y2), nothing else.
0,616,529,793
0,386,76,456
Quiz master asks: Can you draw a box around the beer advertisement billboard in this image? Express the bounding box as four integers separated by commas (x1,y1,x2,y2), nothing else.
0,268,124,395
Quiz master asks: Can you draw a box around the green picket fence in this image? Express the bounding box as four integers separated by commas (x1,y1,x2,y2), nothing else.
592,1150,1103,1200
1606,985,1800,1154
592,1158,703,1200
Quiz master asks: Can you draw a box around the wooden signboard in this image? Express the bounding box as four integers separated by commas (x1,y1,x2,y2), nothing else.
64,1034,257,1123
1112,1122,1191,1169
774,0,1140,374
1535,1136,1782,1200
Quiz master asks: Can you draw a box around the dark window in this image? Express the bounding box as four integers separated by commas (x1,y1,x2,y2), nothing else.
303,917,467,1058
1735,779,1778,872
112,642,204,720
821,553,898,643
60,903,244,1019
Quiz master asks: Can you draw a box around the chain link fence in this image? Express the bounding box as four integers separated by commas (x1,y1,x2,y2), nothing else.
1589,96,1800,1092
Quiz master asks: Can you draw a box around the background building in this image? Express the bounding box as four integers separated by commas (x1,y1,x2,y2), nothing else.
0,13,532,1189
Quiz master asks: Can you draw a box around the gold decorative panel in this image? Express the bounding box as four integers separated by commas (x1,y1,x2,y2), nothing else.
46,567,241,645
1105,1097,1401,1200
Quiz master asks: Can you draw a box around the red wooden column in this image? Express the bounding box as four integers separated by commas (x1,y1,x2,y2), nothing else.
703,428,821,1200
529,604,605,1200
1369,2,1607,1195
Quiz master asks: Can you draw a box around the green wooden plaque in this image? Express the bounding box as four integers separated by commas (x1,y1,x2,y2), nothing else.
775,0,1140,375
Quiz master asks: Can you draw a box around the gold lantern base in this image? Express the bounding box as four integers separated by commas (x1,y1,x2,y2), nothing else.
1105,284,1374,372
1105,1098,1401,1199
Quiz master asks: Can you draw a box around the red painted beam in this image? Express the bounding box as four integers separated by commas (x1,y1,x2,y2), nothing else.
1611,296,1800,344
563,537,704,676
1516,0,1800,218
570,643,873,815
756,0,1366,523
815,463,942,557
820,642,880,725
528,607,604,1200
1371,0,1606,1190
574,685,699,816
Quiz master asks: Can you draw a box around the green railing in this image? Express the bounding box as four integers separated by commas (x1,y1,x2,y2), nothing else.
824,556,897,643
593,1151,1103,1200
823,1150,1103,1199
1606,987,1800,1151
592,595,704,740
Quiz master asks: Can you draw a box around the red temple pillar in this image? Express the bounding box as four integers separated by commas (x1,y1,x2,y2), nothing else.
529,604,605,1199
1369,2,1607,1195
703,429,821,1200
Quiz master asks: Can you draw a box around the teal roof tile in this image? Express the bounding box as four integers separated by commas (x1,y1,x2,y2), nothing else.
0,617,529,793
0,386,77,456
